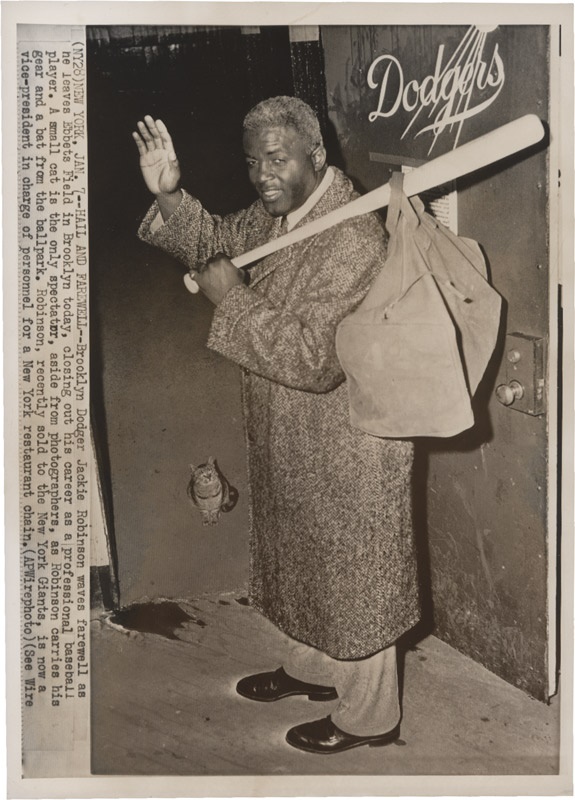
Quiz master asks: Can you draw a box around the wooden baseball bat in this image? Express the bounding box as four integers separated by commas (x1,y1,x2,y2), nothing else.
184,114,544,294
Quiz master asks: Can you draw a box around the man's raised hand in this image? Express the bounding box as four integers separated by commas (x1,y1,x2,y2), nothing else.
133,116,181,197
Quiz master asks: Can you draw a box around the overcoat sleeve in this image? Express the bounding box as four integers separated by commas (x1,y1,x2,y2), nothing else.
138,190,253,267
207,214,387,394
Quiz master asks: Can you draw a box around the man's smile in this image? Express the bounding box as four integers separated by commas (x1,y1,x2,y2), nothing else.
260,187,282,202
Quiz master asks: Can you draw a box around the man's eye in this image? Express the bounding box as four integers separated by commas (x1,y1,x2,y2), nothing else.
246,160,257,168
273,159,286,165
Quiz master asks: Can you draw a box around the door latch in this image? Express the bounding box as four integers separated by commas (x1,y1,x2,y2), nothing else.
495,332,546,416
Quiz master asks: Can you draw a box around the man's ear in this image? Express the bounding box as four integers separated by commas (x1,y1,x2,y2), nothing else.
311,145,327,172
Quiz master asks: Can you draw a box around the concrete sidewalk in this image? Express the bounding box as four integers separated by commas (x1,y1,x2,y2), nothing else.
91,590,560,778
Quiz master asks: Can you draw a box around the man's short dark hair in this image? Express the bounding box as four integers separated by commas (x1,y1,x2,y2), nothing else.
243,96,323,154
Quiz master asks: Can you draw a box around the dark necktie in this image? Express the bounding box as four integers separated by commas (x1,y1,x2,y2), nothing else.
272,216,289,239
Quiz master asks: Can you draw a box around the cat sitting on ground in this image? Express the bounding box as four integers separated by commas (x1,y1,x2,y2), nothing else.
187,457,238,525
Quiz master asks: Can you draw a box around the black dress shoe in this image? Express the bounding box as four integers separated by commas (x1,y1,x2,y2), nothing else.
236,667,338,702
286,714,400,754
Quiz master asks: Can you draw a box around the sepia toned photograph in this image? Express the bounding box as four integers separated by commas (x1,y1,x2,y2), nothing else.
5,3,573,797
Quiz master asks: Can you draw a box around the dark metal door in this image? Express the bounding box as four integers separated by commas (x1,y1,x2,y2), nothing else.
322,24,558,700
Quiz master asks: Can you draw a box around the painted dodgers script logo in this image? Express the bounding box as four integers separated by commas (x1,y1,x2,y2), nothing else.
367,26,505,153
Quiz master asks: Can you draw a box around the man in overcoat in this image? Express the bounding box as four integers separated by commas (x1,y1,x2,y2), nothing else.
135,96,420,754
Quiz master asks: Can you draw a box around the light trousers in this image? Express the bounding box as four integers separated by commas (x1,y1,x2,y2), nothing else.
283,638,400,736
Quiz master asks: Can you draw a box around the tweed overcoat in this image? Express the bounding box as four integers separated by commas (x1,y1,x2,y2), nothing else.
139,168,420,658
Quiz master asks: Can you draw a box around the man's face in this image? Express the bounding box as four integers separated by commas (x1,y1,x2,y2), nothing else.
243,126,326,217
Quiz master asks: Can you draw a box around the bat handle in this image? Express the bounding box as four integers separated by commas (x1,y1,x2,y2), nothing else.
184,273,200,294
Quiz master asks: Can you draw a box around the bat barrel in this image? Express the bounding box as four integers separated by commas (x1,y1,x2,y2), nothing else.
403,114,545,198
185,114,545,290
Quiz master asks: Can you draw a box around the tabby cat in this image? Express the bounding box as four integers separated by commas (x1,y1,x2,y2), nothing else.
187,457,238,525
